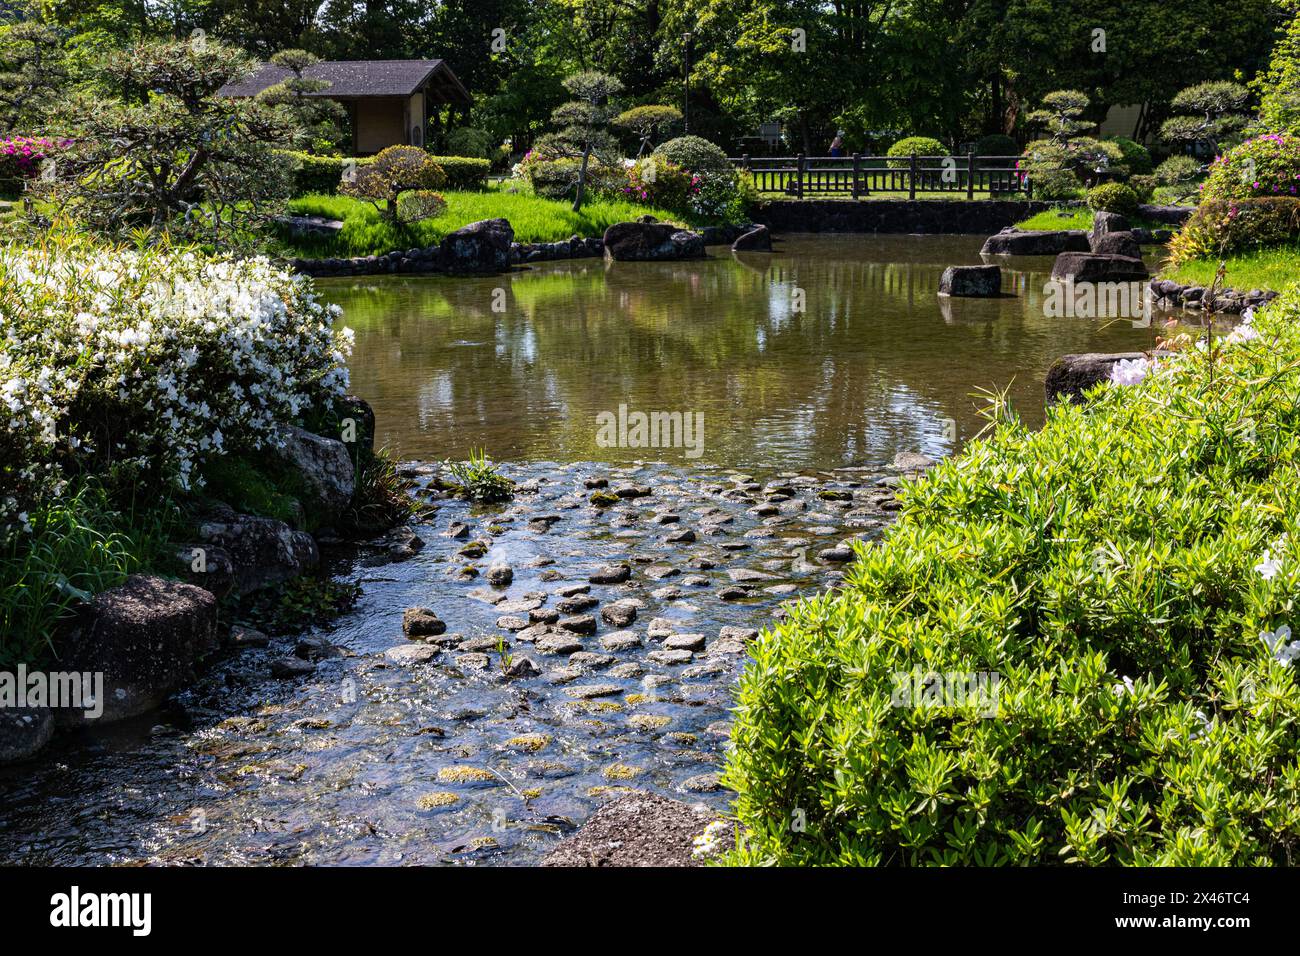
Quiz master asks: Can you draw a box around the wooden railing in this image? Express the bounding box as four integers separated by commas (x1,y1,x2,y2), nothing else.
730,154,1031,199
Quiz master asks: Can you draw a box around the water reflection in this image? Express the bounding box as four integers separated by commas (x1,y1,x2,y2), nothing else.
323,235,1166,469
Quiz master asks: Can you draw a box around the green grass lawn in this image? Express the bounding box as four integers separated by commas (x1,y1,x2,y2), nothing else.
1163,244,1300,293
1015,206,1173,233
280,186,690,257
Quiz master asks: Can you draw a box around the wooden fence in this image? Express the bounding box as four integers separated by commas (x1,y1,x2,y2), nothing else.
730,154,1030,199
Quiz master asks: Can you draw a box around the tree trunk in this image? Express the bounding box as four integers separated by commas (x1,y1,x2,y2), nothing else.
573,144,592,212
799,112,811,154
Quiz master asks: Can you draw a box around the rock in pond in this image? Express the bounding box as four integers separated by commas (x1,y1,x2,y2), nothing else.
1045,351,1161,404
55,575,219,725
1090,230,1142,260
938,264,1001,297
542,791,715,867
439,218,514,274
1050,252,1149,283
0,707,54,765
603,222,706,261
403,607,447,637
730,224,773,252
980,228,1090,256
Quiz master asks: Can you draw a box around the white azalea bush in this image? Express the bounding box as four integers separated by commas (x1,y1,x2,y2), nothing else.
0,233,352,537
725,294,1300,866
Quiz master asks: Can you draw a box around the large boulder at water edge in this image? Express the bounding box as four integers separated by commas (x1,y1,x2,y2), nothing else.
439,218,514,274
1090,230,1143,259
1050,252,1149,283
1045,351,1150,404
0,707,54,765
54,575,219,726
196,505,320,595
603,222,706,261
264,424,355,525
980,228,1090,256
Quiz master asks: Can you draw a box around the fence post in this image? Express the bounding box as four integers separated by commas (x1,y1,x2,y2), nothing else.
909,153,917,200
851,152,861,199
796,153,805,199
742,153,750,173
967,152,976,200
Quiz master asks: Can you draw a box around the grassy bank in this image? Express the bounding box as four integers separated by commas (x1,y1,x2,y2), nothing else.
1164,245,1300,293
279,186,690,258
723,287,1300,866
1015,206,1171,232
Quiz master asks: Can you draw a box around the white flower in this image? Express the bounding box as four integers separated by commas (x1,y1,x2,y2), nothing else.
1261,625,1300,666
691,820,730,860
1110,358,1149,386
1112,675,1136,696
1255,551,1283,580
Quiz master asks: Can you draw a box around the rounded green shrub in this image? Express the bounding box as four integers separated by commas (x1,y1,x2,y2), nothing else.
652,135,734,181
1032,167,1083,200
1200,134,1300,203
723,293,1300,866
1108,136,1153,175
424,155,490,189
1086,181,1140,216
443,127,492,159
887,135,947,167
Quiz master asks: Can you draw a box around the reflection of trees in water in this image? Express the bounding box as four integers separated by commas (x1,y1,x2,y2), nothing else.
321,243,1160,467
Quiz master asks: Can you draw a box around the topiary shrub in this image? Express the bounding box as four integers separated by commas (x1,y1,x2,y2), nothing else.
1107,136,1154,176
1168,196,1300,265
1086,181,1140,217
339,145,446,223
425,155,490,189
443,127,492,159
723,291,1300,866
887,135,947,167
651,135,734,181
1200,133,1300,203
278,151,373,195
1031,167,1083,200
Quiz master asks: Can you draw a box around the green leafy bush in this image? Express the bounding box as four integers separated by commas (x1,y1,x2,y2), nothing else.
1086,181,1140,216
725,294,1300,866
1031,167,1084,200
624,156,698,210
427,155,491,189
1108,136,1154,175
445,449,513,502
1128,175,1157,202
652,135,735,181
1169,196,1300,265
1200,134,1300,203
279,151,371,195
444,127,492,159
887,136,947,167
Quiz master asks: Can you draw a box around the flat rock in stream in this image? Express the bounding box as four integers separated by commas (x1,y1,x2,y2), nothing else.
542,791,714,867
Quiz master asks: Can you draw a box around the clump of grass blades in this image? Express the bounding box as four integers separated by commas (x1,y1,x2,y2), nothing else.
444,449,513,502
0,483,177,667
342,445,416,535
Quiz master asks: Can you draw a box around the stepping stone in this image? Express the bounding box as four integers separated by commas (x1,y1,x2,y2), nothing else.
720,626,759,642
647,618,677,639
663,633,706,651
590,564,632,584
554,583,591,597
601,601,638,627
566,684,623,699
403,607,446,637
557,594,598,613
681,574,711,587
495,615,529,631
644,565,680,580
559,614,597,635
600,631,643,652
529,608,559,624
608,662,644,678
648,648,693,666
727,568,775,582
384,644,441,666
569,651,615,669
651,585,684,601
537,634,584,655
818,546,854,562
666,528,696,543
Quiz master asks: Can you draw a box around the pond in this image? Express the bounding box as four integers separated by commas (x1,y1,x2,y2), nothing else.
329,234,1167,469
0,234,1175,866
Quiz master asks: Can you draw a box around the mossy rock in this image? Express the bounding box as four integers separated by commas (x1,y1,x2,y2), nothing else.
417,791,460,810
